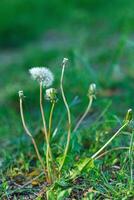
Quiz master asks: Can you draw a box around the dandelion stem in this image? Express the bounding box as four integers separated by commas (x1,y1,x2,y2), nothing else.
39,82,52,183
73,96,93,132
94,146,129,160
19,98,46,174
40,82,48,140
129,130,134,190
71,121,129,179
59,59,71,172
48,102,55,140
91,122,129,159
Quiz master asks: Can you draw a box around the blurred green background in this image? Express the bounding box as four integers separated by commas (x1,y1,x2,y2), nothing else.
0,0,134,150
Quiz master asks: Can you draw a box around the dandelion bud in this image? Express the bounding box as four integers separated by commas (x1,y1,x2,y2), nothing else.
124,109,133,123
18,90,24,99
88,83,96,99
62,58,68,65
45,88,57,103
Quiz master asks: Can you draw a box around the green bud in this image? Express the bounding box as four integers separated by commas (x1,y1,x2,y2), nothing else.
125,109,133,123
18,90,24,99
62,58,68,65
88,83,96,99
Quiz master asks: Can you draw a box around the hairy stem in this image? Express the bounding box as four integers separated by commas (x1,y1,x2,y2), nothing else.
19,98,46,174
73,96,93,132
59,61,71,172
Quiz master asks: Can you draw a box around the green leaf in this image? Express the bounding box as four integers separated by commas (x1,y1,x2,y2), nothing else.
46,189,56,200
70,158,94,179
57,188,72,200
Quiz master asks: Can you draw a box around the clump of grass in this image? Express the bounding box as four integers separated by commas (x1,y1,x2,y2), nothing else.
18,58,133,194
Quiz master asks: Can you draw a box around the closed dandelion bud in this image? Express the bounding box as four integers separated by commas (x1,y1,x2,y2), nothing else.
88,83,96,99
62,58,68,65
124,109,133,123
45,88,57,103
18,90,24,99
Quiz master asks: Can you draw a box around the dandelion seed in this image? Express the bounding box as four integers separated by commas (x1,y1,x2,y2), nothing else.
29,67,54,87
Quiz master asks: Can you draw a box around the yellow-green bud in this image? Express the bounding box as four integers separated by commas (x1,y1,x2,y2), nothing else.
18,90,24,99
62,58,68,65
124,109,133,123
88,83,96,99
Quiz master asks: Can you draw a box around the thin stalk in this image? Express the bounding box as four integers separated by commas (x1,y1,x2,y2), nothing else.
19,98,46,174
73,96,93,132
94,147,129,160
47,102,58,181
48,102,55,140
91,122,129,159
46,103,55,183
39,82,52,183
70,122,129,180
59,60,71,172
40,82,48,141
129,130,134,190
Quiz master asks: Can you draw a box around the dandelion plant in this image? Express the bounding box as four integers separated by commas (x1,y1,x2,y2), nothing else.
18,58,132,188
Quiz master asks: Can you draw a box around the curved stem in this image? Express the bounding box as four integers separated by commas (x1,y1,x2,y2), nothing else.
91,122,129,160
39,82,53,183
94,146,129,160
70,122,129,180
19,98,46,174
59,62,71,172
73,96,93,132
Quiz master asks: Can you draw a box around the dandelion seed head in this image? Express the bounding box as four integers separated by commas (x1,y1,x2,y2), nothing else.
29,67,54,87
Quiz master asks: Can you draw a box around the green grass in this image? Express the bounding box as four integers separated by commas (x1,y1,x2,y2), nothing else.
0,0,134,199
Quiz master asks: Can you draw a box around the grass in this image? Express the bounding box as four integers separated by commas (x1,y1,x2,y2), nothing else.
0,0,134,199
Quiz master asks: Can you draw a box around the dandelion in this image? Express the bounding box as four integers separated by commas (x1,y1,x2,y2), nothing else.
59,57,71,172
46,88,57,103
18,90,24,99
124,108,133,123
74,83,96,132
62,58,68,65
29,67,54,87
88,83,96,99
18,90,46,174
29,66,54,183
